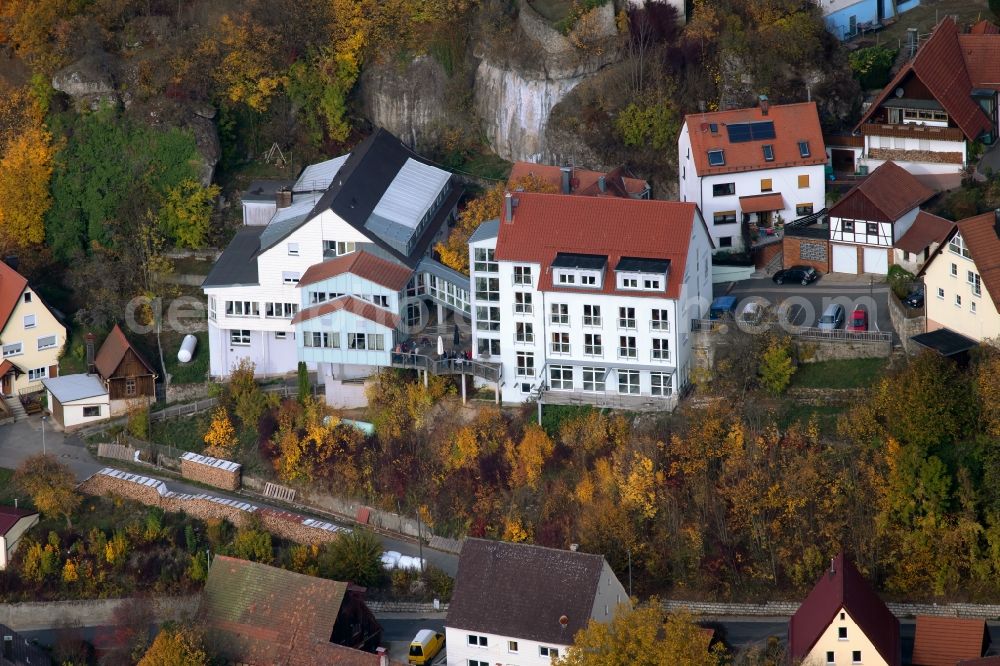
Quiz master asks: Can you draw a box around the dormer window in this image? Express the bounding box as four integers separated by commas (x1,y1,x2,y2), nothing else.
763,144,774,162
708,149,725,166
709,123,719,135
798,140,811,158
615,257,670,292
551,253,606,290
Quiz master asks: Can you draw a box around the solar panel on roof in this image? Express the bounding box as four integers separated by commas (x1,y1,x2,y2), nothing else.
726,121,775,143
750,121,776,140
726,124,752,143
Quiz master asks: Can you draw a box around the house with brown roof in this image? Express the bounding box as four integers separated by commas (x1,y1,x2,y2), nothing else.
0,506,39,571
853,17,1000,188
826,161,934,274
0,260,66,403
911,616,990,666
91,325,157,416
788,553,900,666
894,210,955,273
197,555,388,666
445,539,629,666
507,162,650,199
920,210,1000,343
678,98,826,253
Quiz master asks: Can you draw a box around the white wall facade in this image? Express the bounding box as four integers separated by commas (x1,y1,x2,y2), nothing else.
470,213,712,406
0,286,66,395
801,606,891,666
51,391,111,429
925,234,1000,341
678,123,826,252
0,514,39,570
206,322,302,378
243,201,277,226
445,628,568,666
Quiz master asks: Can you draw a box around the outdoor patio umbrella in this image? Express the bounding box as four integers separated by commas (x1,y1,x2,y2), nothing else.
437,336,444,356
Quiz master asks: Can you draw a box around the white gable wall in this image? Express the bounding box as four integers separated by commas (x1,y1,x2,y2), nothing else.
802,606,890,666
444,627,568,666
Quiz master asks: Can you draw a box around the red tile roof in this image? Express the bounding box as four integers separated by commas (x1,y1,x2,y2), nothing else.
943,211,1000,312
0,261,27,334
94,324,156,380
494,192,704,299
739,192,786,214
291,295,400,329
0,505,37,536
684,102,826,176
912,616,989,666
959,658,1000,666
508,162,649,198
299,251,413,291
969,19,1000,35
828,161,934,223
896,211,955,253
788,553,900,666
958,34,1000,91
858,18,994,141
0,359,22,378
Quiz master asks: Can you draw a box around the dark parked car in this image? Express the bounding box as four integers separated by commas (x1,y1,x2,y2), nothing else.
773,265,819,285
904,284,925,308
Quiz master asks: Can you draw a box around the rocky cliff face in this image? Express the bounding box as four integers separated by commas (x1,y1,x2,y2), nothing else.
472,0,620,162
361,55,451,153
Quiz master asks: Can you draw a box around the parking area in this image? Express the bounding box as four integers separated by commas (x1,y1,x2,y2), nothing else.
716,275,897,342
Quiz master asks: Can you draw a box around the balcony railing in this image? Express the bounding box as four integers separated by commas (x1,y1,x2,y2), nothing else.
859,122,965,143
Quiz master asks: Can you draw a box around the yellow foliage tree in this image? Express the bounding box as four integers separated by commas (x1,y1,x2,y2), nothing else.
209,13,288,112
615,452,661,520
435,174,556,273
203,407,237,458
138,624,209,666
506,424,554,490
61,558,78,583
159,179,221,249
0,84,53,253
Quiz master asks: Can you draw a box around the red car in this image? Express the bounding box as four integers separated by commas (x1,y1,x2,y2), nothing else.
847,307,868,332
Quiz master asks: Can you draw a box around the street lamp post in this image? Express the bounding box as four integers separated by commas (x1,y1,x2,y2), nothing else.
41,415,47,455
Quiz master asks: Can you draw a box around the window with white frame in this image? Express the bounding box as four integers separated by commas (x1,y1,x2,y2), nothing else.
473,248,498,272
274,331,287,340
826,652,834,666
515,322,534,344
651,309,669,331
651,372,672,396
549,365,573,390
937,287,945,299
374,295,389,308
951,263,958,277
323,240,356,256
949,234,971,258
23,292,31,303
265,302,298,318
2,342,22,357
208,296,216,320
956,294,962,307
852,651,861,665
551,332,570,354
516,352,535,377
37,335,57,351
282,271,300,284
28,367,45,381
303,332,339,348
23,314,35,329
583,304,602,327
468,661,489,666
513,265,532,285
539,646,559,659
348,333,385,351
583,367,605,392
476,306,500,331
652,338,670,361
618,369,639,394
838,627,847,640
226,301,259,317
580,272,598,286
508,641,519,654
467,635,488,647
287,242,299,256
621,276,639,288
584,333,603,356
972,301,977,314
475,276,500,301
83,406,101,418
551,303,569,325
618,307,636,329
477,338,500,356
969,270,982,296
229,330,250,346
555,270,576,285
643,277,662,290
514,292,533,314
618,335,637,359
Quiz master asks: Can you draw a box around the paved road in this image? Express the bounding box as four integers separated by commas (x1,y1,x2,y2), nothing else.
718,276,896,342
0,417,459,575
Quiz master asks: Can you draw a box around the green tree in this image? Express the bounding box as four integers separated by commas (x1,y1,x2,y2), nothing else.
159,179,221,248
297,361,311,404
615,99,680,150
320,529,384,587
758,335,795,395
13,454,81,527
231,520,273,564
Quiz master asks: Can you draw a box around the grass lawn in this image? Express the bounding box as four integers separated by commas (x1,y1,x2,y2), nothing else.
59,326,91,375
791,358,887,389
171,256,215,276
778,404,846,437
163,329,209,384
460,150,512,182
150,411,211,453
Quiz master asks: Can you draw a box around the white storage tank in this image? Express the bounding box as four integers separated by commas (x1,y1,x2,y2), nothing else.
177,334,198,363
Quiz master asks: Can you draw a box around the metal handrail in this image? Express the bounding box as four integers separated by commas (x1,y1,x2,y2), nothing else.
390,353,501,382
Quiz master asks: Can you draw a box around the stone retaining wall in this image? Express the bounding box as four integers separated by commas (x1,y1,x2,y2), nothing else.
660,599,1000,619
0,595,200,632
180,452,241,491
367,600,450,613
164,383,211,404
795,337,891,362
785,387,867,406
888,290,925,354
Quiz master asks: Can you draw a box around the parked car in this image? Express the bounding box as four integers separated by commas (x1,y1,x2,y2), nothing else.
773,265,819,285
709,295,738,320
847,307,868,332
904,284,925,308
409,629,445,665
817,303,845,330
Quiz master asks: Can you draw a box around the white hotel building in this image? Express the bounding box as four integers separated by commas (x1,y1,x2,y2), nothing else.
469,191,713,409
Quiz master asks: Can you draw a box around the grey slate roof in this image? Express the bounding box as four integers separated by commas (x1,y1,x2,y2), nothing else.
469,218,500,244
416,256,471,287
202,226,265,288
42,374,106,403
259,196,320,251
241,180,294,203
447,539,604,645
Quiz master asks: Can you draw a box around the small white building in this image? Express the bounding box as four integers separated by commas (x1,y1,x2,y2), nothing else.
445,539,629,666
240,180,294,226
469,191,713,409
893,210,953,274
41,374,110,430
678,99,827,253
0,506,39,570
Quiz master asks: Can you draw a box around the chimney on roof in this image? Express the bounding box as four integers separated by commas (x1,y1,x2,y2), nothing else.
504,191,513,224
598,175,606,193
275,188,292,209
759,94,769,116
560,166,572,194
85,332,96,374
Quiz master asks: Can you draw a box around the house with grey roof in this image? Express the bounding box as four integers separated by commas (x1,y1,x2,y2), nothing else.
445,539,629,666
41,373,109,430
203,129,469,405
